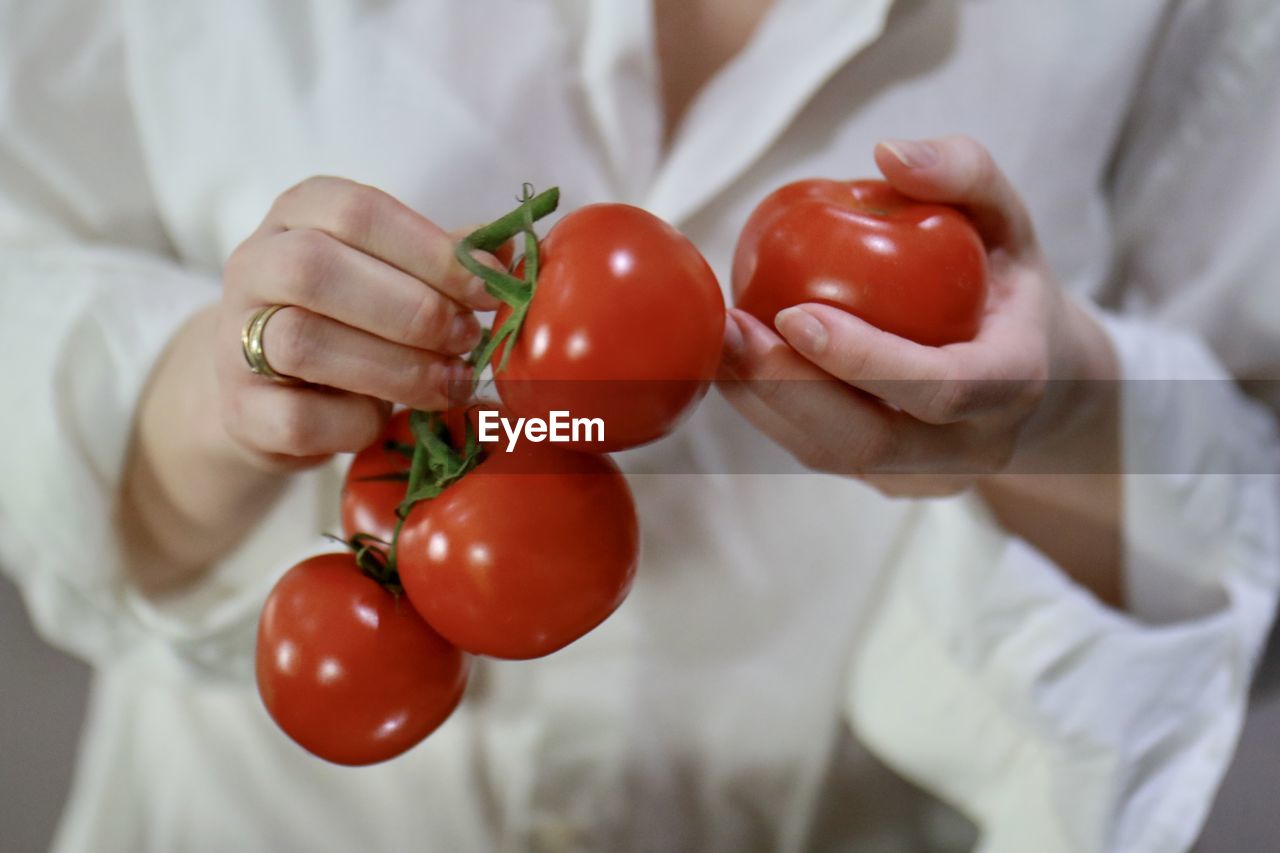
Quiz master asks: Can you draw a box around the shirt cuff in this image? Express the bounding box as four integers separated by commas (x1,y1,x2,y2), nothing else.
1095,309,1279,629
0,245,338,679
847,312,1280,852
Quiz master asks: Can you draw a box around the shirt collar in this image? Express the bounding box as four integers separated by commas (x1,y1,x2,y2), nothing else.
567,0,897,222
645,0,897,224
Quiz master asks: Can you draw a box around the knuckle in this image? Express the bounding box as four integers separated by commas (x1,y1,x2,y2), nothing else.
401,357,448,408
952,134,996,186
1002,346,1050,418
220,389,249,443
347,398,388,451
275,229,334,302
282,175,324,198
222,391,283,462
272,176,325,218
328,182,380,243
831,342,873,381
267,308,315,376
272,395,318,454
923,374,974,423
759,380,803,417
223,240,257,291
402,290,452,347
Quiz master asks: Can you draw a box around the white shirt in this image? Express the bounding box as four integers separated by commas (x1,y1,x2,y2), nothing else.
1,1,1278,851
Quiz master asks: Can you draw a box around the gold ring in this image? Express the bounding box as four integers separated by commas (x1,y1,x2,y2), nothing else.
241,304,302,385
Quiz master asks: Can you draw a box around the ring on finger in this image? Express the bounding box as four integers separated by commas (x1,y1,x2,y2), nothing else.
241,304,303,385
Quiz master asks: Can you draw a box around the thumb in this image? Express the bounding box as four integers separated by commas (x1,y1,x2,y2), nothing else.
874,135,1036,255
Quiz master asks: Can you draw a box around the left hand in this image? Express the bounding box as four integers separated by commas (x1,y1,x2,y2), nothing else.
718,135,1118,498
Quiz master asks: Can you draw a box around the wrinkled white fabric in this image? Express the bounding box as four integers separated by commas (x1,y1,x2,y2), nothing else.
0,1,1277,851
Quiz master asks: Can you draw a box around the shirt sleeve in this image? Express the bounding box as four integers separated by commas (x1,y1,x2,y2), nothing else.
845,1,1280,850
0,1,333,680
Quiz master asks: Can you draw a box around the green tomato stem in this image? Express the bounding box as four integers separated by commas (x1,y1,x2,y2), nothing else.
453,184,557,390
460,185,559,253
385,410,483,576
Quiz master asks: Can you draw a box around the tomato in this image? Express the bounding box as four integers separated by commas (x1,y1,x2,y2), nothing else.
493,203,725,451
256,552,470,766
395,420,640,660
733,179,987,346
341,410,414,543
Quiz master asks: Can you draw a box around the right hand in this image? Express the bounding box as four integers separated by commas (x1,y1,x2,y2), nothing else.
215,176,502,471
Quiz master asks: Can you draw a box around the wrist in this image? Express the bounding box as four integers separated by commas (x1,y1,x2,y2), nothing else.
1007,296,1120,476
122,306,290,591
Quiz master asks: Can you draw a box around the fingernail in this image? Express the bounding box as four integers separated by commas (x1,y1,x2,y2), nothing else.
882,139,938,170
775,307,827,354
447,313,482,353
465,275,502,311
441,362,473,403
721,313,747,366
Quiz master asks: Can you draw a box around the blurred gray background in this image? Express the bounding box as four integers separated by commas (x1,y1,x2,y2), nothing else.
0,572,1277,852
0,575,89,853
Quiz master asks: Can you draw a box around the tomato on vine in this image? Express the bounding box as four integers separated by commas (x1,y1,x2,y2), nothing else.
456,188,725,451
386,404,639,660
341,409,414,544
255,551,470,766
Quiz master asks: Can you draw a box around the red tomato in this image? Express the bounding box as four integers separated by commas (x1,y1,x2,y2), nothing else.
341,410,414,543
256,552,470,766
341,403,509,542
396,435,640,660
733,179,987,346
494,203,725,451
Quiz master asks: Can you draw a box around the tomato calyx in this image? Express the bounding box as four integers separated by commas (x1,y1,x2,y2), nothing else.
384,409,484,573
453,184,560,385
321,531,403,594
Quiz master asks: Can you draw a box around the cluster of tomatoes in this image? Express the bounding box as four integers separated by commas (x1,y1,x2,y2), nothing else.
254,178,988,766
254,188,727,766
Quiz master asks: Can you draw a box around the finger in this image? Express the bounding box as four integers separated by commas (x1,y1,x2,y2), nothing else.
254,305,470,411
874,135,1036,255
860,473,976,499
447,225,515,289
718,311,920,474
446,225,507,310
720,307,824,380
225,384,390,460
265,176,500,310
232,228,482,354
722,311,1020,478
771,304,1025,424
771,303,948,389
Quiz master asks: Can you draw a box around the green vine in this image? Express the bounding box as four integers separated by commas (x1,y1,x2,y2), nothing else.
383,410,483,574
454,184,559,387
345,186,561,584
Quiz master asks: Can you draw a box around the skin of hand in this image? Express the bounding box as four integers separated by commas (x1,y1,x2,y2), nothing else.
718,136,1125,606
119,176,501,591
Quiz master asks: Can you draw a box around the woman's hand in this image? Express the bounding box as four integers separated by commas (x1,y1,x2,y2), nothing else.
121,177,500,589
719,135,1117,496
718,137,1124,603
215,176,500,471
